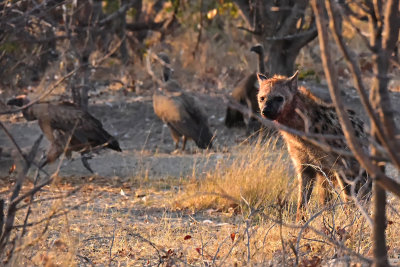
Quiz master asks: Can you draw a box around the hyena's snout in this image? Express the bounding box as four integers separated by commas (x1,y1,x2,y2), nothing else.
261,96,284,120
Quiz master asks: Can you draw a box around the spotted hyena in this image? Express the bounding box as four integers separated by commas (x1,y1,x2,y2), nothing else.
257,71,371,221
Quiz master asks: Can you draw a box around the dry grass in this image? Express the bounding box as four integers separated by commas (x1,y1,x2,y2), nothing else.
172,137,296,214
2,2,400,266
3,137,400,266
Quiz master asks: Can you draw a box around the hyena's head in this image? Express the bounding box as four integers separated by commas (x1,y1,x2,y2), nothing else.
257,71,298,121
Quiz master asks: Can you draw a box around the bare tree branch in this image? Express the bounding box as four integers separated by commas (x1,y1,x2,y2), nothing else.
0,67,81,116
323,1,400,170
312,0,400,200
125,20,166,32
0,134,43,252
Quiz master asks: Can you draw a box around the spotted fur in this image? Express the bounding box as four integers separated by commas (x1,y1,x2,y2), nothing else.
257,72,371,221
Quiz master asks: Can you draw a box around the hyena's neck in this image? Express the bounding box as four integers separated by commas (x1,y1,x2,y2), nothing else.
276,93,313,132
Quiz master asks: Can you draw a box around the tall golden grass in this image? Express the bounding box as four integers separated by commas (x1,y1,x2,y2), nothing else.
173,137,297,215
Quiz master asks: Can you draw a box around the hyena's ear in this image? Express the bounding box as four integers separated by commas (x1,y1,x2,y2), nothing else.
257,73,268,82
287,70,299,91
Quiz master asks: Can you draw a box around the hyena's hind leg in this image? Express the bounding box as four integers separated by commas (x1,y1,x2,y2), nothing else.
296,165,318,222
316,170,338,205
355,170,372,201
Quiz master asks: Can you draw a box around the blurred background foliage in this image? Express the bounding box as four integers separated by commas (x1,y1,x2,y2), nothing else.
0,0,395,104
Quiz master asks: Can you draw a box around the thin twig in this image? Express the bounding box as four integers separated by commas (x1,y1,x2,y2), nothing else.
145,50,164,87
1,67,81,116
0,122,29,164
0,200,4,238
224,96,389,162
261,213,372,264
93,37,125,67
192,0,203,58
108,221,117,266
327,1,400,170
277,195,286,267
13,193,99,229
0,133,43,252
20,169,41,239
131,232,163,265
76,254,95,267
212,232,238,264
265,27,318,41
16,186,81,210
294,202,350,266
262,223,277,263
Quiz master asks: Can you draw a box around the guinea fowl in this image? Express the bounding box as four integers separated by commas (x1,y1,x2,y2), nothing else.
225,44,266,130
7,95,122,173
153,53,213,151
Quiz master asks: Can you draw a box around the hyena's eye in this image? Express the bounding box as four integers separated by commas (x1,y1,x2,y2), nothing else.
259,96,265,102
275,96,284,102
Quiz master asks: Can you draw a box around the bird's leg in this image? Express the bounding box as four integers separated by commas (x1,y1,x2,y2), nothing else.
38,155,48,169
161,124,166,144
170,138,180,155
169,128,181,152
181,136,187,151
36,148,51,169
81,153,94,174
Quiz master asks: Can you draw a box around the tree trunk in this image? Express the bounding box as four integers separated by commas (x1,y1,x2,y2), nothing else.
369,0,399,265
372,180,388,267
233,0,317,76
265,43,300,76
118,0,129,65
69,0,103,111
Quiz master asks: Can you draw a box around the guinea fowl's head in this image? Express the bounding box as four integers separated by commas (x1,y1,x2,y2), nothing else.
7,95,30,107
7,95,37,121
156,52,181,94
158,52,173,82
250,44,264,55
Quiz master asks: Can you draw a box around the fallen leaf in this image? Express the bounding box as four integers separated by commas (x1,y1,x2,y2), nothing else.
120,189,126,196
184,235,192,240
230,233,235,242
301,256,321,267
9,164,16,174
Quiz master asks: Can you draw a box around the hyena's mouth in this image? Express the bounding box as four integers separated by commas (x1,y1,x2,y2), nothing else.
261,108,280,120
261,97,283,121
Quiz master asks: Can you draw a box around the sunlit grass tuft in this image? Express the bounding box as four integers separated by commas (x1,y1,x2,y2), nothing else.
173,137,297,214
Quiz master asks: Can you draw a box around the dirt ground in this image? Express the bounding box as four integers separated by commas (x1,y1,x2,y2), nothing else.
0,90,243,179
1,78,400,265
2,78,399,179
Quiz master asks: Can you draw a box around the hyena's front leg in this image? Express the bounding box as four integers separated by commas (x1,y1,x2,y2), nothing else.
296,165,317,222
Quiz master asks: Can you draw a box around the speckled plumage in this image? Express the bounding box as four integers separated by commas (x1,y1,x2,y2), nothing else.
153,53,213,151
7,96,121,172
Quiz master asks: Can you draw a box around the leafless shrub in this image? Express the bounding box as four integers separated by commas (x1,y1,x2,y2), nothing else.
311,0,400,265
